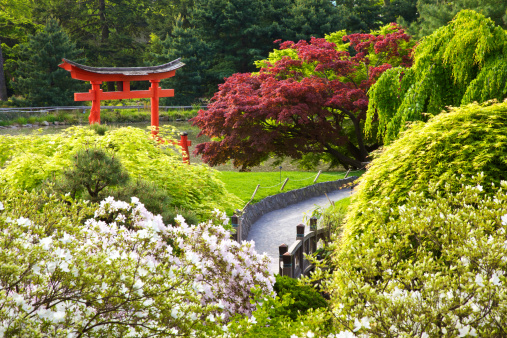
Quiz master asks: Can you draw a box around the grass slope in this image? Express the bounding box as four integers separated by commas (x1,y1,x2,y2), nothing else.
220,171,364,207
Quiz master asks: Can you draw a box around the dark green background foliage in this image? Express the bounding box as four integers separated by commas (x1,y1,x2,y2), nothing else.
348,100,507,238
11,20,84,106
272,275,328,320
405,0,507,38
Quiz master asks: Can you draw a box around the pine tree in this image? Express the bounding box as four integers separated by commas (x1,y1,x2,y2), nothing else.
12,20,84,106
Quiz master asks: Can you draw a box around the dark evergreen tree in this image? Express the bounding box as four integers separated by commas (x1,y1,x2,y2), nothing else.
12,20,84,106
152,0,347,104
407,0,507,38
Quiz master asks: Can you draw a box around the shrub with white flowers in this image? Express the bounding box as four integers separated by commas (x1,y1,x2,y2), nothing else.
0,186,273,337
327,175,507,337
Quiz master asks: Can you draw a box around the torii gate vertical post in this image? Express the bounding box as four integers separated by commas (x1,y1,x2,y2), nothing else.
59,58,192,163
150,79,160,134
90,80,102,124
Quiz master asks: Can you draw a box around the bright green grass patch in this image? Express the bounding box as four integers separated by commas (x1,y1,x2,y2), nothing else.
219,171,364,207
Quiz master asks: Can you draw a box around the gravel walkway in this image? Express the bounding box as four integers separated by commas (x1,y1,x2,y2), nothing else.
247,188,352,275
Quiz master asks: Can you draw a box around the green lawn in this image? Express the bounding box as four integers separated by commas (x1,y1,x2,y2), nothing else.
219,170,364,208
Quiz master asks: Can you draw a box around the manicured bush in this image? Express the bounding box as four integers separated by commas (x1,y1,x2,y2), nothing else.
0,125,241,219
272,275,328,320
346,100,507,239
52,148,129,200
327,176,507,336
0,186,273,336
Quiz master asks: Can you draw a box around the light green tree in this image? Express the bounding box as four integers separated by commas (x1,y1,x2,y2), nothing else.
366,10,507,144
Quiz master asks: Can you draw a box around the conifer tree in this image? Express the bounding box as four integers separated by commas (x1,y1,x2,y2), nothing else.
12,20,84,106
366,10,507,144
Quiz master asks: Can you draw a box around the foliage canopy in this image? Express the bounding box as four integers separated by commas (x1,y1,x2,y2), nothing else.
193,24,414,170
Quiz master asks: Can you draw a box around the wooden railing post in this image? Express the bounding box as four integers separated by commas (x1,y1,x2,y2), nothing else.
231,214,239,242
296,224,305,241
282,252,293,278
279,244,288,276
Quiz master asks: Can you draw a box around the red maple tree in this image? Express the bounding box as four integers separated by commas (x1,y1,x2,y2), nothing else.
192,24,413,170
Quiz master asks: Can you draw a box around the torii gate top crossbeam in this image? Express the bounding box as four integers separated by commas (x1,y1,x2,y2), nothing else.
59,58,185,81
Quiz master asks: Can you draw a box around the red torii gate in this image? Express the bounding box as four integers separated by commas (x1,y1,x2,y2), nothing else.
58,58,191,163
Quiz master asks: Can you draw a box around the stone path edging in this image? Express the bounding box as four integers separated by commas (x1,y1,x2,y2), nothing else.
239,176,358,241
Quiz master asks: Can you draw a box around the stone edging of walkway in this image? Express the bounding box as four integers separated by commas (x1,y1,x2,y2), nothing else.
239,176,358,241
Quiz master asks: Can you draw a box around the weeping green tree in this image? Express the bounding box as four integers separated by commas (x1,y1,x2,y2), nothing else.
366,10,507,144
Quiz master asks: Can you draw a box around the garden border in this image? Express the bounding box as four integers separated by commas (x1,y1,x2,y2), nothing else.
237,176,358,241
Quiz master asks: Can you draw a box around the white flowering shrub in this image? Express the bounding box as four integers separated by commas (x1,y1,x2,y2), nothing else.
327,175,507,336
0,187,273,337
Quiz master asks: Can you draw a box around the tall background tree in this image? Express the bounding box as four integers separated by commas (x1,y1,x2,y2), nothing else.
152,0,348,105
12,20,84,106
367,10,507,144
0,0,41,101
193,25,414,170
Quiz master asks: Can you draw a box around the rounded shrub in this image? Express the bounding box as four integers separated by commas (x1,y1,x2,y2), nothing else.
345,100,507,240
326,100,507,336
328,176,507,336
272,275,328,320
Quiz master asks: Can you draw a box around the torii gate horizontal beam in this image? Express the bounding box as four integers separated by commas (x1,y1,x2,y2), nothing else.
74,88,174,101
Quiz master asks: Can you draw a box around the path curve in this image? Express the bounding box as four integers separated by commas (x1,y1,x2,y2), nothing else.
247,188,352,275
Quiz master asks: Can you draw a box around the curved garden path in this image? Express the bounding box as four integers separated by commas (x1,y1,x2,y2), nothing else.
247,188,352,275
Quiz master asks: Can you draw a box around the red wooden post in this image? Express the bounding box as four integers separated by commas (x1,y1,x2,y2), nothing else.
90,81,102,124
150,79,160,136
179,132,191,164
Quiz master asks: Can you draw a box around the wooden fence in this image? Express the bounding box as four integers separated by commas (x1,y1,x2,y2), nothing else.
277,217,328,278
229,214,328,279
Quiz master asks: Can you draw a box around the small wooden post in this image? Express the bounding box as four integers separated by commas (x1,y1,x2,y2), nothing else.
313,170,322,184
231,214,239,242
279,244,288,276
282,252,292,278
280,177,289,191
296,223,305,241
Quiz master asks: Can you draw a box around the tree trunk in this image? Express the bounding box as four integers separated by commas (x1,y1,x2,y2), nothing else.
99,0,109,43
0,42,8,101
384,0,390,6
324,145,365,169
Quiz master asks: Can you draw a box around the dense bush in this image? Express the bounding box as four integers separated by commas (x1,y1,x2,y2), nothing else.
0,186,273,336
272,275,328,320
52,148,129,200
0,126,240,219
346,100,507,238
327,176,507,336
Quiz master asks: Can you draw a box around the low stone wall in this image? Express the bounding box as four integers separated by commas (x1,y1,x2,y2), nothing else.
239,176,358,241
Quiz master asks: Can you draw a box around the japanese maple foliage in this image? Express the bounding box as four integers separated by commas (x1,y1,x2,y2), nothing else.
193,24,413,170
